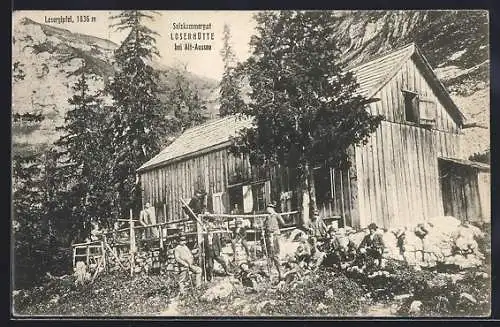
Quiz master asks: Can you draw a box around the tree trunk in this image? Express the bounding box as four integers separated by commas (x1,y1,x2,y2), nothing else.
300,162,318,227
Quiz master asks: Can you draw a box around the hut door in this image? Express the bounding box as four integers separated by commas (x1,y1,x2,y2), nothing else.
438,159,482,222
313,165,333,218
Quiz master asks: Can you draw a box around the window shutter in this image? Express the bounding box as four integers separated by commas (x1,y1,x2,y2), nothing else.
212,192,225,214
411,94,420,120
419,96,437,126
243,185,253,213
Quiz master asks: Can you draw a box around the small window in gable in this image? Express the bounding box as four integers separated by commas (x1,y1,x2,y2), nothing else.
403,90,419,123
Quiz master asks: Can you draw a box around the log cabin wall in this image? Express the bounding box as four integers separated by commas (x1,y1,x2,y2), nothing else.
354,55,463,229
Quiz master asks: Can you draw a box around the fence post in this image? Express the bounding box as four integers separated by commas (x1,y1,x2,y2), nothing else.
159,225,164,250
86,244,90,266
130,209,136,277
101,240,106,272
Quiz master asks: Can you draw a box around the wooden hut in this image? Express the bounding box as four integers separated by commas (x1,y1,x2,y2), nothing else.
137,43,490,229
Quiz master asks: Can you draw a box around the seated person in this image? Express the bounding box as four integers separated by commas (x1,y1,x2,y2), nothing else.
283,240,311,282
237,262,265,291
357,223,385,269
325,228,357,269
307,237,326,271
304,209,328,240
173,234,202,294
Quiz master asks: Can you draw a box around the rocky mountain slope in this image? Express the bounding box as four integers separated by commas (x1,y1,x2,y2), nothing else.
330,10,489,158
12,11,489,159
11,17,218,156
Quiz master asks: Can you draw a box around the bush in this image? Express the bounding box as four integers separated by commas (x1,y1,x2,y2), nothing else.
261,268,365,316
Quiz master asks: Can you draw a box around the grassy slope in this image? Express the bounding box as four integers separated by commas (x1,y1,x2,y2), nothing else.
13,259,490,317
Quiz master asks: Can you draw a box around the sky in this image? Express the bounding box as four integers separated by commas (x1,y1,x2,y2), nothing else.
13,10,259,81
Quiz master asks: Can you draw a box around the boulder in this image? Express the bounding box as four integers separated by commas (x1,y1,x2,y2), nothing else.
444,254,482,269
404,231,424,252
460,292,477,304
200,279,235,302
382,231,401,260
409,300,423,315
428,216,461,232
316,302,328,312
349,231,366,248
453,225,479,253
255,300,276,312
422,228,454,264
279,238,301,259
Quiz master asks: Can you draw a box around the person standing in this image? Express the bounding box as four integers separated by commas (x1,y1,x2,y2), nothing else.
263,203,286,281
188,189,207,215
139,202,157,238
204,220,231,281
173,234,202,295
231,219,251,262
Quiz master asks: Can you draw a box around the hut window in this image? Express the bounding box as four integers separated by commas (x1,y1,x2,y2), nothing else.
252,182,266,213
403,90,419,123
228,186,244,213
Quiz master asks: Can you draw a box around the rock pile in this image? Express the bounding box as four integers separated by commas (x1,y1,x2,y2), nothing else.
104,248,178,275
348,216,487,269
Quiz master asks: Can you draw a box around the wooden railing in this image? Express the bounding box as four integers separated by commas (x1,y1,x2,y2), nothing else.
72,209,304,277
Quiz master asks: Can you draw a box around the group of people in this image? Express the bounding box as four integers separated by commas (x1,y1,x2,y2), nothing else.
173,189,386,294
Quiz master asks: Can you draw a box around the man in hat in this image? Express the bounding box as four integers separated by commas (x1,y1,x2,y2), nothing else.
305,209,328,240
263,202,286,281
173,234,202,294
358,223,385,268
188,189,207,215
204,218,231,281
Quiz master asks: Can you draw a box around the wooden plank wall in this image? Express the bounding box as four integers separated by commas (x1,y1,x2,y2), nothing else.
140,148,235,222
319,167,357,228
439,162,484,223
478,172,491,223
140,150,296,222
355,57,463,229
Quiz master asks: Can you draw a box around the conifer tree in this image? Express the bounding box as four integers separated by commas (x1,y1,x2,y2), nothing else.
105,11,170,217
229,11,383,224
171,68,208,131
55,59,109,235
219,24,246,117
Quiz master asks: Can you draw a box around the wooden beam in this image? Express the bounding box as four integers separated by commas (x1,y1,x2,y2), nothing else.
129,209,135,277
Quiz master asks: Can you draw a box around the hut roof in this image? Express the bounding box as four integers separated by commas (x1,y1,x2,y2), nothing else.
439,157,490,172
349,43,465,124
138,115,253,172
